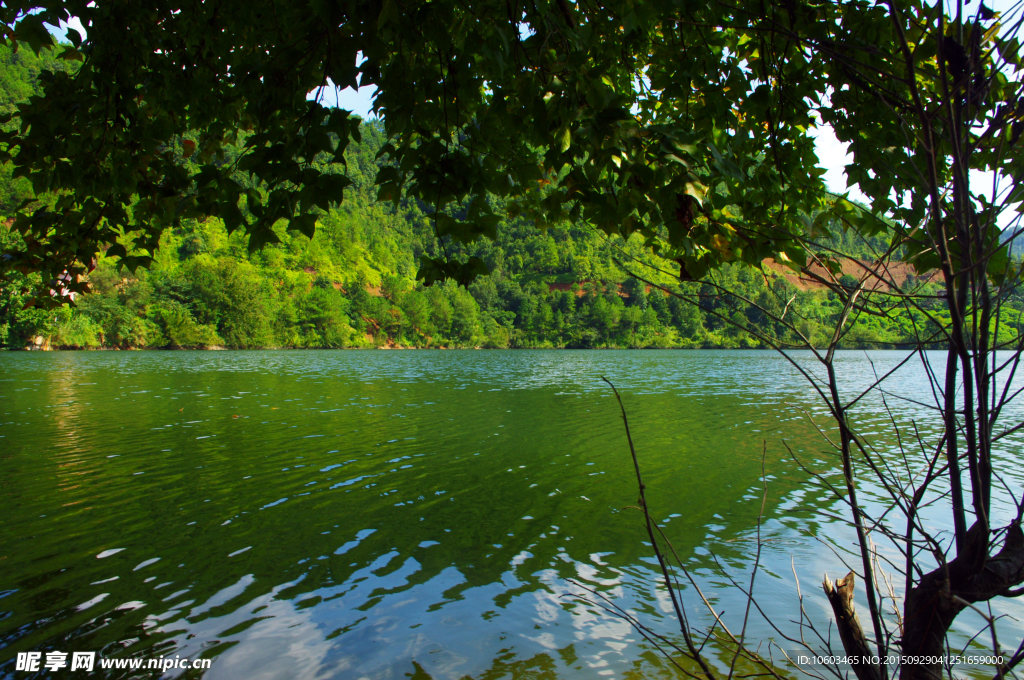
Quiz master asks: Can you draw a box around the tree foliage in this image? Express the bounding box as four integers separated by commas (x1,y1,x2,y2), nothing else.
0,0,930,296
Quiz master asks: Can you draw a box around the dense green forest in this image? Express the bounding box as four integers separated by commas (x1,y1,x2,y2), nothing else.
0,44,1014,351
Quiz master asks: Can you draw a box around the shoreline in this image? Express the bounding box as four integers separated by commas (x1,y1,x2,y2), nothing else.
8,342,934,352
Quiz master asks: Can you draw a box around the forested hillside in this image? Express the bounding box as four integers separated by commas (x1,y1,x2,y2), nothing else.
0,44,1006,351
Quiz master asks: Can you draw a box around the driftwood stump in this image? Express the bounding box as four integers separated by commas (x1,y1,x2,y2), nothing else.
823,571,883,680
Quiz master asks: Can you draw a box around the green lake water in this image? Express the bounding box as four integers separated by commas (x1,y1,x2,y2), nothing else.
1,350,1022,679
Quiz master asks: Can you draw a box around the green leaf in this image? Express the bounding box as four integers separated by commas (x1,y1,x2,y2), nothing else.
289,214,318,239
378,0,400,28
57,46,84,62
105,244,128,260
16,15,54,55
558,127,571,153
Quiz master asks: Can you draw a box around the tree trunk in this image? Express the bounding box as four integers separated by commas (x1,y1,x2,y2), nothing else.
900,569,965,680
900,522,1024,680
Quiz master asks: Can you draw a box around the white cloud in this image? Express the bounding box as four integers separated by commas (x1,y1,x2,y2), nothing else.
307,79,376,120
811,122,1020,231
809,123,860,200
45,16,86,43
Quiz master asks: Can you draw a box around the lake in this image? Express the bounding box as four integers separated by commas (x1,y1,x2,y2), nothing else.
1,350,1022,679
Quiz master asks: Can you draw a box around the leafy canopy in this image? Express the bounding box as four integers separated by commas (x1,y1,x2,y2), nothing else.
0,0,1020,296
